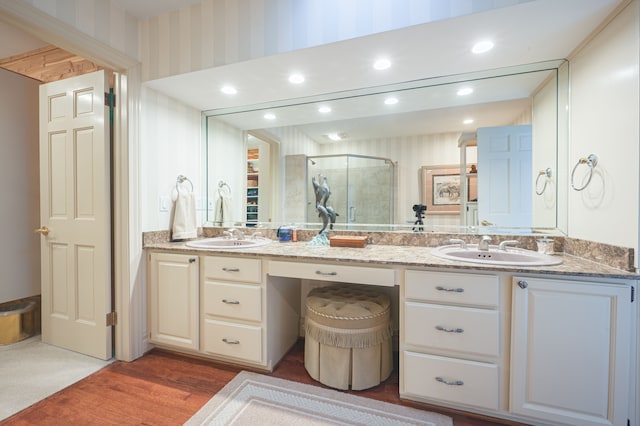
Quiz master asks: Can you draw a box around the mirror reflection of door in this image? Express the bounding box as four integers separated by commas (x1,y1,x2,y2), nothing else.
477,125,533,228
246,134,272,226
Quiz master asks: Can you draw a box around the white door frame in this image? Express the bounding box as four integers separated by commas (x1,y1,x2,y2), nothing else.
0,1,142,361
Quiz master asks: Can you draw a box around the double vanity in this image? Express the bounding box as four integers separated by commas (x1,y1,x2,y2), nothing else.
144,231,638,426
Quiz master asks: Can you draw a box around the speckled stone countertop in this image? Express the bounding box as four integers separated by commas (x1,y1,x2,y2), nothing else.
144,234,639,280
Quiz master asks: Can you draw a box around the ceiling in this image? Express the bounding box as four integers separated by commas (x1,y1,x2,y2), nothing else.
140,0,622,143
145,0,622,113
0,0,624,143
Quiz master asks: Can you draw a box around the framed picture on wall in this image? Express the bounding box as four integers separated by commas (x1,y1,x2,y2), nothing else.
420,164,477,214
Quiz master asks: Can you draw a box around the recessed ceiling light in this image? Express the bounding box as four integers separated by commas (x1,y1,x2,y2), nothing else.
220,85,237,95
288,73,305,84
472,40,494,54
264,113,276,120
463,118,474,124
373,58,391,70
318,106,332,113
457,87,474,96
384,97,399,105
327,133,342,141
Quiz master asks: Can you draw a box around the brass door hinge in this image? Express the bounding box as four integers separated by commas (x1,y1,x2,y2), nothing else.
106,311,117,326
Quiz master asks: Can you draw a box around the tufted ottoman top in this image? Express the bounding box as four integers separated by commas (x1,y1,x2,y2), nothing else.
305,284,391,330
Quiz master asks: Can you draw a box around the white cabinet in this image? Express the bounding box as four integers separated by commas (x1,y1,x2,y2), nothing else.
201,256,264,364
401,270,503,411
200,256,300,370
148,252,199,351
510,276,634,426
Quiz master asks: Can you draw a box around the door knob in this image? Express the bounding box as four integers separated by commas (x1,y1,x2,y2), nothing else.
34,226,50,236
480,220,494,226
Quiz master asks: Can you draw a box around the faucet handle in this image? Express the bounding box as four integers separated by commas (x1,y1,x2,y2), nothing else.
498,240,519,251
448,238,467,249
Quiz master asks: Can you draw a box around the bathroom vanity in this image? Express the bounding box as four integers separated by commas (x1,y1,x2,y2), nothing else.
144,238,638,426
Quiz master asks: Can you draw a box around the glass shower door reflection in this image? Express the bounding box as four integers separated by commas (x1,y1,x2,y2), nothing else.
307,155,394,229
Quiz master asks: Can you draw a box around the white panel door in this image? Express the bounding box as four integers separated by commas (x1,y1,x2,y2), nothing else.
38,70,112,360
477,125,532,228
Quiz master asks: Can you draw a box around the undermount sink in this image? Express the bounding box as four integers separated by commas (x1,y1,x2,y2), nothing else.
431,244,562,266
186,237,273,250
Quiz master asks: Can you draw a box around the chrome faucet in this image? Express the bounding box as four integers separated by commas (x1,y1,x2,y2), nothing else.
448,238,467,249
498,240,519,251
478,235,492,251
226,228,244,240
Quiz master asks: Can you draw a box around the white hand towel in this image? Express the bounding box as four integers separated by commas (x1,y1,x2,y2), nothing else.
172,191,197,240
214,193,232,226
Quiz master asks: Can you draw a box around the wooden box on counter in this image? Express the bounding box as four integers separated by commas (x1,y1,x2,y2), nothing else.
329,236,368,248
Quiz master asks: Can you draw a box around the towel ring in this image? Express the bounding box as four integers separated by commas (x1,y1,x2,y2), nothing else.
535,168,553,195
176,175,194,193
571,154,598,191
218,180,231,196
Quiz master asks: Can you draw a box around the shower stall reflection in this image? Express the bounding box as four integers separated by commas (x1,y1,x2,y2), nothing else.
306,155,395,229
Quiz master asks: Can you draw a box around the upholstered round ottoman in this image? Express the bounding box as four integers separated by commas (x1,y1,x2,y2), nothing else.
304,284,393,390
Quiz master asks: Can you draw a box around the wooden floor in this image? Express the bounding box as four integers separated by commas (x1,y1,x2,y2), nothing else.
2,340,528,425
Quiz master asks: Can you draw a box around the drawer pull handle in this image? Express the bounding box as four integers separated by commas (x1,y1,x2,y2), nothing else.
517,280,528,289
436,376,464,386
315,270,338,276
222,267,240,272
222,338,240,344
436,325,464,333
435,286,464,293
222,299,240,305
189,258,197,263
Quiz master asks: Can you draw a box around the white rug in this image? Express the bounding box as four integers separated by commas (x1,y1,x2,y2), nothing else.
0,335,112,420
186,371,453,426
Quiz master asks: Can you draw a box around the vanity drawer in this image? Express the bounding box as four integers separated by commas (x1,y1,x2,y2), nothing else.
268,260,396,287
403,351,499,410
203,319,263,363
203,281,262,322
404,302,499,357
405,270,498,307
203,256,262,283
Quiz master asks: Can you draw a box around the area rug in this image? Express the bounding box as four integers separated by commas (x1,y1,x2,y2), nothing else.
185,371,452,426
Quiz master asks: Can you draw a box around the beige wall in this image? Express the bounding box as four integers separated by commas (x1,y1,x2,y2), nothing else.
0,69,40,304
567,0,639,265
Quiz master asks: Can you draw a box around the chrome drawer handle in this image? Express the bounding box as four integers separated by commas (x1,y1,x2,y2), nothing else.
517,280,528,289
435,286,464,293
315,270,337,276
222,299,240,305
222,267,240,272
436,376,464,386
222,338,240,344
436,325,464,333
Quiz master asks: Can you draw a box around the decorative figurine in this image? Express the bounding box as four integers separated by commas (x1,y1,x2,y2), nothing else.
308,174,338,245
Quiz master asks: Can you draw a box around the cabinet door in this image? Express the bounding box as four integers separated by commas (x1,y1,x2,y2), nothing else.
148,252,199,350
510,276,633,426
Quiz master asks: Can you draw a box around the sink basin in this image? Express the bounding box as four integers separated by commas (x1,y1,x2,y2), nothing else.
186,237,273,250
431,244,562,266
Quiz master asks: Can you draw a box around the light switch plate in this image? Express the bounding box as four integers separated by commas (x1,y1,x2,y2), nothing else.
159,196,171,212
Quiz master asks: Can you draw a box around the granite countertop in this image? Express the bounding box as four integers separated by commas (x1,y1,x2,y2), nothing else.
144,239,639,280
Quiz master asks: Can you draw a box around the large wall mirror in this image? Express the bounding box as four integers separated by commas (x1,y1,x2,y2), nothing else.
204,60,568,235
